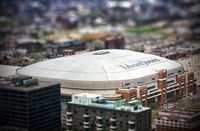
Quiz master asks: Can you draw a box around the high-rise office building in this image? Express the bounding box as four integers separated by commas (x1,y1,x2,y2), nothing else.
0,76,61,131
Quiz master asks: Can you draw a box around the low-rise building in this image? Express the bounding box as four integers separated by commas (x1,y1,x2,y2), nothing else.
46,39,85,56
156,96,200,131
63,93,151,131
105,35,125,49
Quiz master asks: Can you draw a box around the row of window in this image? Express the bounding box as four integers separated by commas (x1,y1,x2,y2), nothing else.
157,120,191,128
66,104,151,131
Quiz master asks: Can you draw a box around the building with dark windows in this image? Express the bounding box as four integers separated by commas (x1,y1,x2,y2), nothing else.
105,35,125,49
0,76,61,131
46,39,85,56
62,93,151,131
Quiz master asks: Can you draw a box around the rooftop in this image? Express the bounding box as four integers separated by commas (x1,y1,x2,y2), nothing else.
0,65,20,77
73,93,102,98
70,93,150,112
17,49,182,82
0,77,60,92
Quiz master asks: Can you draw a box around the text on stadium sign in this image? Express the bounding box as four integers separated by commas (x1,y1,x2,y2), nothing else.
119,58,160,69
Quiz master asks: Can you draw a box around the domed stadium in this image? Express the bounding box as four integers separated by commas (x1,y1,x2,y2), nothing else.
16,49,184,96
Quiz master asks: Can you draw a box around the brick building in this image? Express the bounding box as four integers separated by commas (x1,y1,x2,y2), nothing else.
156,96,200,131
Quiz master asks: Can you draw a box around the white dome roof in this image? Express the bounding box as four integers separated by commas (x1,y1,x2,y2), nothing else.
16,49,183,91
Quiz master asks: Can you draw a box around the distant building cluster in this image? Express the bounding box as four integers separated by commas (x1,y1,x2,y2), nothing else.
126,34,200,60
152,42,200,60
46,39,85,57
0,33,125,65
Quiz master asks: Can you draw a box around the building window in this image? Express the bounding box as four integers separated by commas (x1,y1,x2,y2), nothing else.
167,92,174,99
168,73,174,77
167,80,174,85
149,89,157,93
148,86,155,90
178,70,182,73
